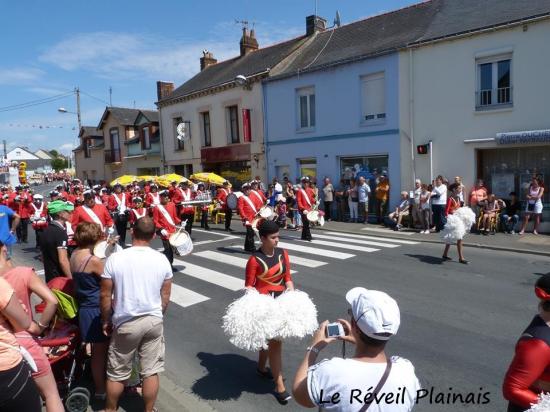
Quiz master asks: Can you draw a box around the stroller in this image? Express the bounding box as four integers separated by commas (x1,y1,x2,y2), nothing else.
35,277,91,412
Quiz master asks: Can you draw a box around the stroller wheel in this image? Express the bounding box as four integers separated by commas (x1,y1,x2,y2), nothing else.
70,386,91,399
65,391,89,412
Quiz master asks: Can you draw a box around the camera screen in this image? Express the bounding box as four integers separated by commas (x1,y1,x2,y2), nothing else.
327,325,340,336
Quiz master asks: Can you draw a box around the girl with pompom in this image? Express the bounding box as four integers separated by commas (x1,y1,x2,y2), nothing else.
503,274,550,412
441,183,469,264
245,220,294,404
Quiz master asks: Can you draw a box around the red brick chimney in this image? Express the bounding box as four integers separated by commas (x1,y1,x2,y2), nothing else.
240,28,259,57
156,81,174,101
200,50,217,71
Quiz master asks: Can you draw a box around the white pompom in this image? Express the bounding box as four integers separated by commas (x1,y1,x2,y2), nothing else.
527,392,550,412
440,214,466,243
221,289,280,351
454,207,476,230
276,290,319,340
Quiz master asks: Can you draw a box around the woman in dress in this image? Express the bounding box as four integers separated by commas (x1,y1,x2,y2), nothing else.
70,222,109,400
442,183,469,264
519,177,545,235
245,220,294,404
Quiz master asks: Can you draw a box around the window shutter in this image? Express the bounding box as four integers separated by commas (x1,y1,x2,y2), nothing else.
242,109,251,142
362,73,385,120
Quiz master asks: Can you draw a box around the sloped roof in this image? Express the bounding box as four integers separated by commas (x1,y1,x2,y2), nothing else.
160,36,307,103
98,107,142,129
268,0,550,80
79,126,102,138
139,110,159,123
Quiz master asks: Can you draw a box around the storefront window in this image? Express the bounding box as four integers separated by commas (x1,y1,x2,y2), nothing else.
479,146,549,219
203,161,251,188
298,158,317,181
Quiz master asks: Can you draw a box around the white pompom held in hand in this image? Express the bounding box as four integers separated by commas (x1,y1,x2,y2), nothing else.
527,392,550,412
222,289,318,351
440,207,476,243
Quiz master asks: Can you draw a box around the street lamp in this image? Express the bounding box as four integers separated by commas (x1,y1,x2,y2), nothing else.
57,88,82,173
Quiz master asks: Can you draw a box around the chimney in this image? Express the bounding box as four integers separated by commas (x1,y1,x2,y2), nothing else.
240,27,259,57
200,50,217,71
156,81,174,101
306,15,327,36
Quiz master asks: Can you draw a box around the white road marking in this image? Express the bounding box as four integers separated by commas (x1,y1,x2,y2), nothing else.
323,231,419,245
303,239,380,253
193,250,297,274
360,227,415,236
311,234,400,248
277,241,355,260
174,260,244,291
227,246,328,268
170,284,210,307
192,229,238,239
193,237,239,246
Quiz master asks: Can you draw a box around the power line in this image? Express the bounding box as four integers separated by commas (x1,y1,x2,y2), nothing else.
80,90,110,106
0,91,74,113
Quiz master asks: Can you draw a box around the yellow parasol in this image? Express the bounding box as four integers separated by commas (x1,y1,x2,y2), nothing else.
190,172,229,186
138,175,156,183
110,175,139,186
155,174,189,188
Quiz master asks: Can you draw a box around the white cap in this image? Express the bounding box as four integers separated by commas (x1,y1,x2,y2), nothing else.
276,194,286,202
33,194,44,200
345,287,400,341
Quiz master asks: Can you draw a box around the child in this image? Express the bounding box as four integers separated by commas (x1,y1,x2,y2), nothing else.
275,195,287,228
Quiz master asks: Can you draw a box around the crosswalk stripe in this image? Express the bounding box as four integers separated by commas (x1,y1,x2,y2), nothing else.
311,234,400,248
227,246,328,268
277,241,355,260
174,260,244,291
303,239,380,253
324,231,419,245
193,250,297,274
170,284,210,307
360,227,415,236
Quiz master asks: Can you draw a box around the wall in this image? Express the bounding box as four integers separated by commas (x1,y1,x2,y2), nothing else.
101,114,137,181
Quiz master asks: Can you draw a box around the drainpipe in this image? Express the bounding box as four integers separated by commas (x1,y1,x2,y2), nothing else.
408,48,416,186
262,81,269,182
158,105,166,173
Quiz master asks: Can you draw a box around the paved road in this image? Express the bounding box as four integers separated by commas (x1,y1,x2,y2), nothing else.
17,184,549,411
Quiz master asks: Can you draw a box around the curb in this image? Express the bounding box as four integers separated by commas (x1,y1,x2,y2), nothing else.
157,373,216,412
315,225,550,258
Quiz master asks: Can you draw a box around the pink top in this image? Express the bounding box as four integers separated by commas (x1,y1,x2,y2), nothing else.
0,277,22,371
3,267,34,339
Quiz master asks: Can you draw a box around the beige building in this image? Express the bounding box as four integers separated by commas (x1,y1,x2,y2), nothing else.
123,110,161,176
74,126,104,183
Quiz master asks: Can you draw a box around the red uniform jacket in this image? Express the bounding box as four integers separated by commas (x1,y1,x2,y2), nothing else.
18,194,32,219
107,193,132,213
249,190,266,210
174,188,195,215
237,195,257,226
71,204,113,229
146,192,161,209
29,202,48,229
153,202,181,239
217,188,232,210
245,248,292,294
129,207,147,226
296,187,315,213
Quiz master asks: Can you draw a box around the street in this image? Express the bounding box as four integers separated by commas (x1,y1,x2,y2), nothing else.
13,186,547,411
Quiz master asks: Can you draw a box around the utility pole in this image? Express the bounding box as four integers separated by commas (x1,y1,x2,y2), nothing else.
2,140,6,161
109,86,112,106
75,87,82,130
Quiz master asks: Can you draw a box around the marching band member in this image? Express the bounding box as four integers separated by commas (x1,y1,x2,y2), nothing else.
129,197,147,228
143,179,153,195
100,188,110,206
176,181,195,236
168,180,179,200
296,176,315,241
49,190,60,203
92,185,103,205
237,183,257,252
71,190,114,233
250,180,267,209
196,183,210,231
107,184,131,246
153,190,181,267
14,186,31,244
145,184,161,210
217,180,234,232
56,184,69,201
69,186,84,206
29,194,48,249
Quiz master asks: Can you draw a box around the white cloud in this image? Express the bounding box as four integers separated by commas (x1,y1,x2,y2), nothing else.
58,143,75,154
0,68,44,85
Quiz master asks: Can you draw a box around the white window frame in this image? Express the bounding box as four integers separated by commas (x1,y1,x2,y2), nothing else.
360,72,386,125
296,87,316,131
173,116,185,151
475,53,513,109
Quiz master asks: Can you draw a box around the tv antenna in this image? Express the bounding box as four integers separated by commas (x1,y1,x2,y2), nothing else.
235,19,255,30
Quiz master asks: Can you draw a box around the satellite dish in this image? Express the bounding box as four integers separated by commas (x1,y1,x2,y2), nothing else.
334,11,341,28
235,75,247,86
176,122,190,141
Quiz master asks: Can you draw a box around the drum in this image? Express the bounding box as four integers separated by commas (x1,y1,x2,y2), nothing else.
306,210,320,223
31,219,48,230
226,193,238,210
93,240,123,259
258,206,274,220
169,229,193,256
318,215,325,227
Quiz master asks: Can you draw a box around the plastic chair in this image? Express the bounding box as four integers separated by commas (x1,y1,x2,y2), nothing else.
215,211,225,224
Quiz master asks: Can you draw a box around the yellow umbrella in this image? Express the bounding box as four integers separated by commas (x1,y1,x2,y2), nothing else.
110,175,139,186
138,175,156,182
158,173,189,184
190,172,229,186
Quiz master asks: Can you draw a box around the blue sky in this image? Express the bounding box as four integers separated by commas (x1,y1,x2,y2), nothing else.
0,0,417,155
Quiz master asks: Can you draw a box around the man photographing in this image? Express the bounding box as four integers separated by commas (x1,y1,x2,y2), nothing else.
293,287,420,411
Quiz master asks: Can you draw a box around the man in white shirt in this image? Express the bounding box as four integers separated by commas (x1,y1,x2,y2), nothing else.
430,175,448,232
100,217,172,412
293,287,420,412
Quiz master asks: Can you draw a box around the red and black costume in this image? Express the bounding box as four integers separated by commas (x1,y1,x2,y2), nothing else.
107,192,132,246
296,186,315,241
445,196,461,216
245,247,292,296
71,203,114,231
238,193,257,252
503,287,550,411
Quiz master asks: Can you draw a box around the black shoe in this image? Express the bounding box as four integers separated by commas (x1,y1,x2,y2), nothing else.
459,259,469,265
274,390,292,404
442,256,452,261
227,228,234,232
257,368,273,379
205,226,211,231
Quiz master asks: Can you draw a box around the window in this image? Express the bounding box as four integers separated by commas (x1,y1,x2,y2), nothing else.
296,88,315,130
361,72,386,122
298,158,317,179
84,138,92,158
227,106,239,144
201,112,211,147
141,127,151,150
109,128,121,162
173,117,185,151
476,57,512,108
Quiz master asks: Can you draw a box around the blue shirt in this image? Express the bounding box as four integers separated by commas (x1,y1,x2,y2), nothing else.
0,205,15,245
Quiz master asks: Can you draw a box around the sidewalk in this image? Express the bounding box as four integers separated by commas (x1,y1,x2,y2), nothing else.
313,220,550,257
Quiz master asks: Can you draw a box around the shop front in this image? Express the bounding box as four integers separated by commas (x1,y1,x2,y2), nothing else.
201,144,251,187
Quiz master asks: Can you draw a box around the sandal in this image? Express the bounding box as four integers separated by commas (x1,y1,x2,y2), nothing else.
274,390,292,404
442,256,452,261
459,259,469,265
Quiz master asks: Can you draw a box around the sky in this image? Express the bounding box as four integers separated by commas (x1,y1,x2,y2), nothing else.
0,0,418,156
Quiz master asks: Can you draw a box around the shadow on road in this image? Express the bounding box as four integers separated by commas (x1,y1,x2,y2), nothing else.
217,246,250,256
404,254,444,265
191,352,273,401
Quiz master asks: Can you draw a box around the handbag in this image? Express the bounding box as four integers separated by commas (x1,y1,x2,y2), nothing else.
359,359,392,411
51,289,78,320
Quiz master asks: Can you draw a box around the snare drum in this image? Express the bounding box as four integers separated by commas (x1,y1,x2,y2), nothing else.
258,206,274,220
306,210,320,223
226,193,238,210
93,240,123,259
169,229,193,256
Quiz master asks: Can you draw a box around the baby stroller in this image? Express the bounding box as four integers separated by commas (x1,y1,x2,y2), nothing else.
35,277,91,412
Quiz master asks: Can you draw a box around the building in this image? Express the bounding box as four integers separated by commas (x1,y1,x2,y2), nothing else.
156,27,306,186
74,126,104,183
123,110,161,176
404,0,550,227
6,147,52,174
